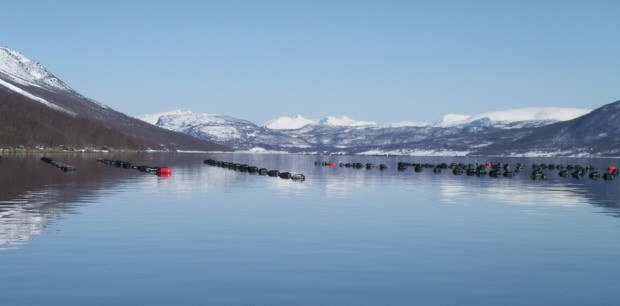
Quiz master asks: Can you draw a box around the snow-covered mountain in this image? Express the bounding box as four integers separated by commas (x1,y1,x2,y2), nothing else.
0,47,78,115
137,110,308,151
263,107,590,130
138,104,614,156
475,100,620,156
435,107,591,127
0,46,71,92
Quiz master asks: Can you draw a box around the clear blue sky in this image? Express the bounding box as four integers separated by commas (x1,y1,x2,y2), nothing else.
1,1,619,124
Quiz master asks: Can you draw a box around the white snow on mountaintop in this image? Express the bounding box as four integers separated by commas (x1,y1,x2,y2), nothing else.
265,115,315,130
136,109,258,140
141,106,592,133
137,109,247,127
435,107,591,127
265,108,589,129
0,46,71,92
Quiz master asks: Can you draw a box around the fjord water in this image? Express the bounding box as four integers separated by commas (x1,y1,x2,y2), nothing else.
1,153,619,305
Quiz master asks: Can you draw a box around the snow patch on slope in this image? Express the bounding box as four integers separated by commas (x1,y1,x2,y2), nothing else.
265,115,315,130
0,78,76,115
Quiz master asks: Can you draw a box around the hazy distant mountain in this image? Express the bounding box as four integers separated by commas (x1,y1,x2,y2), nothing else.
476,100,620,156
0,47,231,151
434,107,591,128
138,104,614,156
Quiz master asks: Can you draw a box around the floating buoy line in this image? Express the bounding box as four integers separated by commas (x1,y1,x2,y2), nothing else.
41,156,76,172
204,159,305,182
315,161,388,170
97,158,172,177
22,156,620,183
315,160,617,181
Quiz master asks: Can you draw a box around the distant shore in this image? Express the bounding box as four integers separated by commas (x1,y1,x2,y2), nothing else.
1,147,619,158
0,147,231,154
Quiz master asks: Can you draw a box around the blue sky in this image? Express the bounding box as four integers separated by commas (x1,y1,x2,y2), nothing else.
1,1,619,124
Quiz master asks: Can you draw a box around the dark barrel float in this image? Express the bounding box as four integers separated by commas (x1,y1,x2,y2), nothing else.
291,174,306,181
279,172,292,179
419,161,613,182
41,156,76,172
205,159,305,182
311,159,617,183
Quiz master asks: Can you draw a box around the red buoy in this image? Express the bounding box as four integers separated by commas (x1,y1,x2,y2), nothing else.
157,167,172,175
607,166,616,174
329,162,336,167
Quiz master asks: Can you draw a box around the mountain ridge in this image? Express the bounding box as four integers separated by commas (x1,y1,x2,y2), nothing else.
2,46,613,156
137,103,619,156
0,46,72,93
0,47,232,152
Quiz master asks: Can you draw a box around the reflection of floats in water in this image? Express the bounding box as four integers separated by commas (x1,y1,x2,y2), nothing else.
135,165,311,197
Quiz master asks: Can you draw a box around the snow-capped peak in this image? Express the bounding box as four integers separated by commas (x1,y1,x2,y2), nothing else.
317,116,377,127
435,107,591,127
265,115,315,130
0,46,72,92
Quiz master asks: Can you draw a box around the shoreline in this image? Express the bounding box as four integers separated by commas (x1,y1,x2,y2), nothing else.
0,149,618,159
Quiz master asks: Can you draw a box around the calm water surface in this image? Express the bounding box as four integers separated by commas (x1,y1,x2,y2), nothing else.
1,153,619,305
